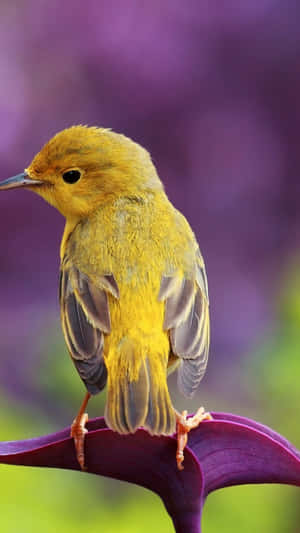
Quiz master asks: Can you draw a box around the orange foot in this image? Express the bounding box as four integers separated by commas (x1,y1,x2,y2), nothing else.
176,407,212,471
70,392,91,471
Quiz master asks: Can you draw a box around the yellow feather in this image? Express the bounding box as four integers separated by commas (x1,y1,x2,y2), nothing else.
5,125,210,435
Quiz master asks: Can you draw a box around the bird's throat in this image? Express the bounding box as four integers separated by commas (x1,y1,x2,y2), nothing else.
60,217,82,261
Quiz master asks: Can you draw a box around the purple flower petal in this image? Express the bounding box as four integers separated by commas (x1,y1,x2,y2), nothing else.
189,413,300,496
0,413,299,533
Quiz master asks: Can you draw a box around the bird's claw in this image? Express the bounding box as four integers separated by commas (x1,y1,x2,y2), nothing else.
176,407,212,470
71,412,89,471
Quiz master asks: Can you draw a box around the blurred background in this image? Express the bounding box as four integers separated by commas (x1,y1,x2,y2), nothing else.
0,1,300,531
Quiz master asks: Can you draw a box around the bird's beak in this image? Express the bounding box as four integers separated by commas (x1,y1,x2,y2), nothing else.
0,172,43,191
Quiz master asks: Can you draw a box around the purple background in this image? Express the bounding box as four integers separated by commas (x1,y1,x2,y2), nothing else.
1,2,300,532
0,1,299,406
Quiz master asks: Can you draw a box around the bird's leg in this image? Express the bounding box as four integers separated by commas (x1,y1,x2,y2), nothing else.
71,392,91,471
176,407,212,471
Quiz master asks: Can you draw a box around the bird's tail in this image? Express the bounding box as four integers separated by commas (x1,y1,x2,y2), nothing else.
105,341,176,435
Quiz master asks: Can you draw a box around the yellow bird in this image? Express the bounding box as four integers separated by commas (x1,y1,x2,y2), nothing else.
0,126,211,470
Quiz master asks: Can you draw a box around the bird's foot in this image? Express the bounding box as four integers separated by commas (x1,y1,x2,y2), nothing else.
71,412,89,471
176,407,212,471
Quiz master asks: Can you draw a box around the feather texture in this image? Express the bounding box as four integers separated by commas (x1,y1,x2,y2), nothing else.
57,188,209,433
105,356,150,434
160,249,210,398
59,267,119,394
7,125,211,441
105,352,176,435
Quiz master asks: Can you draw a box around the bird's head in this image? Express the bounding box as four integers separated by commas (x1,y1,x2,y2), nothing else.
0,126,163,219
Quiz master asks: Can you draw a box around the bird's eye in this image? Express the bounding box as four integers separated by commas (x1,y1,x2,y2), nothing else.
62,169,81,184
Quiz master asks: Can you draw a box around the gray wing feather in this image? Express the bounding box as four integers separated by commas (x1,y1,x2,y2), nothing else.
160,249,210,398
170,290,204,356
73,268,111,332
163,278,194,329
60,268,119,395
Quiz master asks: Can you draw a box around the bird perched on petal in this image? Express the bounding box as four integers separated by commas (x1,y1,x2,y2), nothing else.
0,125,210,469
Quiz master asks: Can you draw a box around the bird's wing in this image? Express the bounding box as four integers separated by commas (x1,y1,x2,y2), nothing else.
159,249,210,398
59,265,119,394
